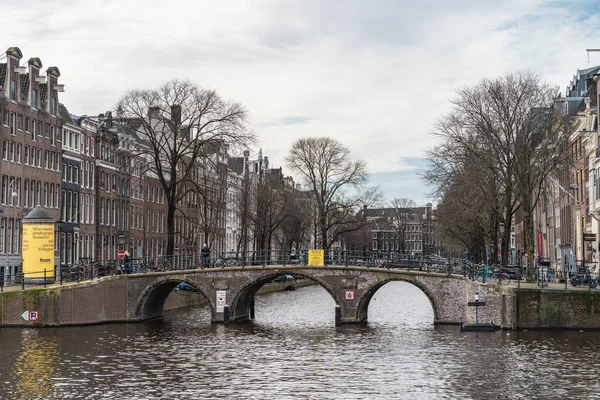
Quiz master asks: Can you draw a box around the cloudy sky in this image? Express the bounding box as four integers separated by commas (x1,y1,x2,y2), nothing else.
3,0,600,204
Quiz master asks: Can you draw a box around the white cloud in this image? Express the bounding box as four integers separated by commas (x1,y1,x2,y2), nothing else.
2,0,599,201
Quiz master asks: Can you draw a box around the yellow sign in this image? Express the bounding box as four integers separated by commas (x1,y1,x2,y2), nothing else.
308,249,325,266
22,224,55,278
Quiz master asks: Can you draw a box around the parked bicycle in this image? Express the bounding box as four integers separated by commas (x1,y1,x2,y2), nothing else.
213,255,238,268
475,266,510,285
570,267,599,288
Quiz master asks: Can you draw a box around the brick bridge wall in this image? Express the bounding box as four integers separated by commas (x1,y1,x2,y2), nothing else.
0,266,519,328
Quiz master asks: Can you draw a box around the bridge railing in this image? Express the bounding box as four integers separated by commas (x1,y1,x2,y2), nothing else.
0,251,485,290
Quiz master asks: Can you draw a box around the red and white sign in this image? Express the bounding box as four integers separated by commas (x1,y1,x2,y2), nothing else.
344,290,355,301
118,250,126,259
21,310,39,321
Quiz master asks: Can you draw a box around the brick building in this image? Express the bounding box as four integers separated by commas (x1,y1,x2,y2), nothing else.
0,47,63,282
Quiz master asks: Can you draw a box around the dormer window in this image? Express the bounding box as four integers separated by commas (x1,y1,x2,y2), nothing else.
51,97,56,116
10,81,16,101
31,89,38,109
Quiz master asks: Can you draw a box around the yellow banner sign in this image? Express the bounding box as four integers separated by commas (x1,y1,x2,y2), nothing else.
308,249,325,266
22,224,55,278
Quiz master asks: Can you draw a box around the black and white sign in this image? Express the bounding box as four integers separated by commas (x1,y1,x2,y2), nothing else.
21,310,39,321
344,290,355,301
216,290,227,312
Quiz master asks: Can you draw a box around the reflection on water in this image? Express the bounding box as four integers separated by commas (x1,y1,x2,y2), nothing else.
11,330,59,400
0,282,599,399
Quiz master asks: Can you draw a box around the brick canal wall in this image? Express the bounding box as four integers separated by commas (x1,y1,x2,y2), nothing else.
3,277,600,330
514,288,600,329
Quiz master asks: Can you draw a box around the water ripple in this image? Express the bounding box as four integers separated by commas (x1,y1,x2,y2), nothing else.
1,283,600,399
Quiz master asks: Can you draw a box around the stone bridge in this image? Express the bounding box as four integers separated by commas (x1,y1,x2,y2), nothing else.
0,265,516,328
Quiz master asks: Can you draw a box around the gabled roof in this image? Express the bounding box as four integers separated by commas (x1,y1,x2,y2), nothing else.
59,103,74,125
19,74,29,99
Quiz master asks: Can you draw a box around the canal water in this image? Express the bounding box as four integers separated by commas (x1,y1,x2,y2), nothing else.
0,282,599,399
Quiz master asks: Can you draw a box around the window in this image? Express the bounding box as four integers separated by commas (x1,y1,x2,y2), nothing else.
16,144,21,163
24,180,28,208
82,195,86,224
17,114,22,131
2,141,7,160
45,123,49,138
1,176,6,205
51,97,57,116
31,89,37,109
373,241,377,250
25,117,29,132
10,142,14,162
99,197,104,225
50,126,55,146
61,190,66,220
44,150,49,169
10,80,16,101
10,113,15,135
31,120,36,141
2,111,8,126
0,219,4,254
6,219,12,254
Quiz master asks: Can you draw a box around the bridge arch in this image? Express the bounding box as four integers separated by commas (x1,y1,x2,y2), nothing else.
229,270,340,323
355,278,440,323
135,277,213,320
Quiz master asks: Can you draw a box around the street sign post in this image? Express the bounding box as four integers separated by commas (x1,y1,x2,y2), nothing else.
21,310,39,321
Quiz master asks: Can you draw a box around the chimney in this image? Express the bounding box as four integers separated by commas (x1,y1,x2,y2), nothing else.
170,105,182,125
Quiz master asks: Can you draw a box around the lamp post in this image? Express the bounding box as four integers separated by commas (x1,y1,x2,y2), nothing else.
570,183,578,288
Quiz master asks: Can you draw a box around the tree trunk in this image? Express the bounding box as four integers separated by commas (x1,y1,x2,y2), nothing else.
524,211,535,282
167,201,176,256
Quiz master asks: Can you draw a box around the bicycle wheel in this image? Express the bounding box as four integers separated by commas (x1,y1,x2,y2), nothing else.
487,273,498,284
227,259,238,267
475,271,485,283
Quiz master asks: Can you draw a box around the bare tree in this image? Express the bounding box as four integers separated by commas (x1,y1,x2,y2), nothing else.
116,79,255,256
279,190,313,250
428,72,571,277
389,198,416,254
285,137,381,250
249,171,290,253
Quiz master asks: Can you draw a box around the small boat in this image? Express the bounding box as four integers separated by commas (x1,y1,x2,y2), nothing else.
460,321,496,332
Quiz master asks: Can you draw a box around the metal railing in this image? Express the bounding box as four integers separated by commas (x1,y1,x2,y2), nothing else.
0,251,481,289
